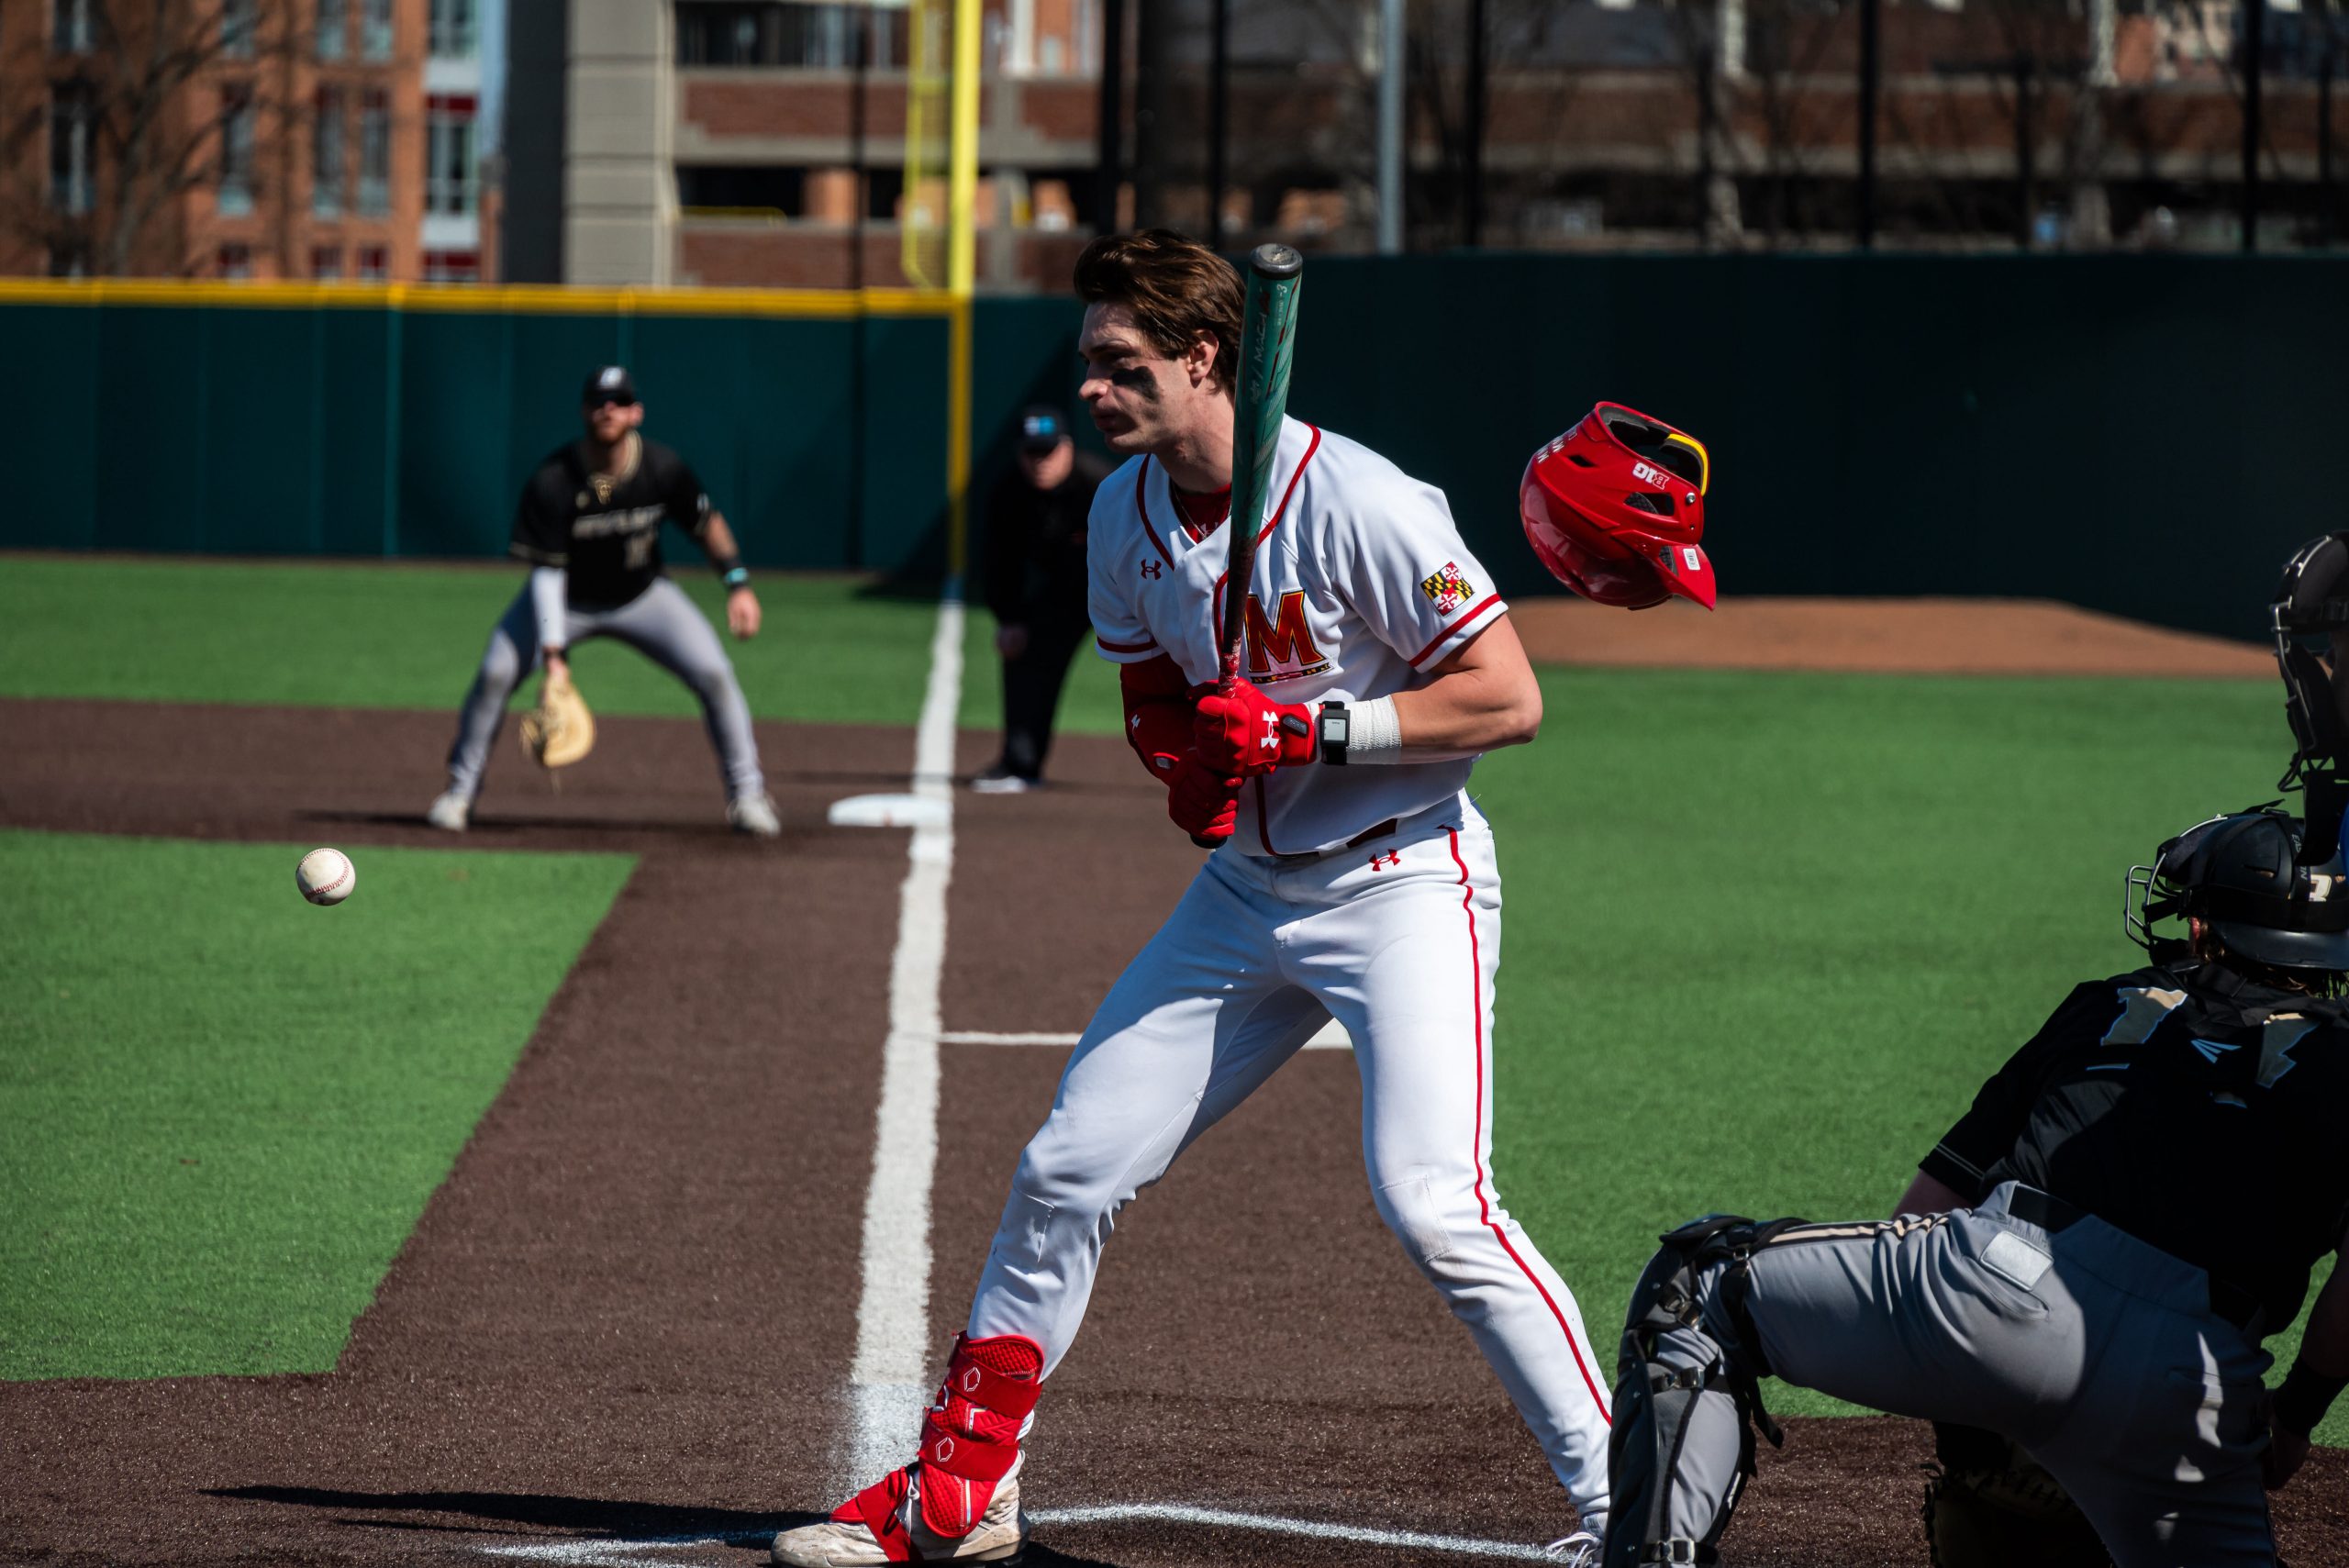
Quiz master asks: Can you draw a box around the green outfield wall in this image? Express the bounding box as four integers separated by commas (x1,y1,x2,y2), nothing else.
5,257,2342,639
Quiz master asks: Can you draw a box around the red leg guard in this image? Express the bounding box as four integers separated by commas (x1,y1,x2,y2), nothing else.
915,1333,1044,1540
833,1466,918,1562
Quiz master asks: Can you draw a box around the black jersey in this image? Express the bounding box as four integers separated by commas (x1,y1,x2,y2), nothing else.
509,436,712,610
1921,960,2349,1331
981,453,1111,629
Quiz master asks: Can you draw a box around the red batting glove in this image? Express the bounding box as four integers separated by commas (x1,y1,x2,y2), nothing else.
1193,678,1316,778
1166,750,1241,844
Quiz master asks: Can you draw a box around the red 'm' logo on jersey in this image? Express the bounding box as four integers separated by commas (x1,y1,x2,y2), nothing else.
1243,591,1331,682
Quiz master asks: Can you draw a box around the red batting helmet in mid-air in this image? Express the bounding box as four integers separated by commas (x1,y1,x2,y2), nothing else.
1520,404,1716,610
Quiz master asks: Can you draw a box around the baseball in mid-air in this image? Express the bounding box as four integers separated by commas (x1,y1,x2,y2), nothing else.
295,847,356,906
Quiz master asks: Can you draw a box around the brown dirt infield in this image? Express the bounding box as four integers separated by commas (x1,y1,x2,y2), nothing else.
1510,597,2272,679
2,654,2339,1567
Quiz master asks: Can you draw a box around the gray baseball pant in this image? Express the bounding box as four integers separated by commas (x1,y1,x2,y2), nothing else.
1610,1182,2276,1568
443,576,766,803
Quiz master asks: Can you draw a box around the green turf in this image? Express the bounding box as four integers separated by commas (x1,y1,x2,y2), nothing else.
0,556,943,726
957,608,1124,740
1475,667,2344,1441
0,830,634,1381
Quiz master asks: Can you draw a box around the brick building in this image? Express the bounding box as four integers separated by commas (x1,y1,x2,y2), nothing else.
500,0,2343,291
0,0,496,281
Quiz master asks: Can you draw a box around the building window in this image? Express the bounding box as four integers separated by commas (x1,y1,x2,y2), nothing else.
678,3,907,68
422,248,478,282
217,243,254,278
218,85,256,217
52,0,93,52
50,87,94,214
677,164,807,215
313,88,347,216
317,0,344,59
221,0,256,58
426,96,477,215
312,245,343,279
355,245,388,279
359,89,390,216
429,0,476,58
362,0,393,59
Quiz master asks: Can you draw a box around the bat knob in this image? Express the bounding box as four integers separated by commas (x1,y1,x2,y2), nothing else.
1249,243,1304,280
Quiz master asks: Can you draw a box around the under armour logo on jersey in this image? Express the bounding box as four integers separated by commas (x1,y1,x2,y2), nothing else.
1369,851,1402,871
1140,559,1163,580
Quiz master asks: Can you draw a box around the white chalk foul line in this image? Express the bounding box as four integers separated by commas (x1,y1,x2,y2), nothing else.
843,584,965,1491
474,1504,1551,1565
1031,1504,1555,1560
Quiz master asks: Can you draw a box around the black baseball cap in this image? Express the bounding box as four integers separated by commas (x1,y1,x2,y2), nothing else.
1019,405,1069,453
584,365,640,406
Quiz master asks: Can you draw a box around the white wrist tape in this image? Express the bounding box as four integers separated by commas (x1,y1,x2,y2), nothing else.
1346,695,1404,762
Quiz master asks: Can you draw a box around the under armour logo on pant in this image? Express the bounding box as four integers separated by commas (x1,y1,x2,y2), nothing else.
1369,851,1402,870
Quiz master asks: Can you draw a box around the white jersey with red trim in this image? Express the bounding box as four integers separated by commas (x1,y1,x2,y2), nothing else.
1087,416,1508,856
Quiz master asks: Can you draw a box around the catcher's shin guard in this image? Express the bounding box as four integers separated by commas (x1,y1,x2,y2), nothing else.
1605,1216,1797,1568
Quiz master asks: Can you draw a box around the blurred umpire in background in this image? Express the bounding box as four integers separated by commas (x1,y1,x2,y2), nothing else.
972,405,1110,794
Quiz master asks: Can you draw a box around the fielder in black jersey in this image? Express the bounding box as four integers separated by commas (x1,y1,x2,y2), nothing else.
1602,807,2349,1568
429,365,779,836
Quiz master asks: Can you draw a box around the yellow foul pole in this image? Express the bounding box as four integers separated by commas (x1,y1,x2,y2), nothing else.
944,0,982,584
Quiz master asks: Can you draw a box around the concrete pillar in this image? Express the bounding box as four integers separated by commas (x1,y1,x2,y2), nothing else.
564,0,674,284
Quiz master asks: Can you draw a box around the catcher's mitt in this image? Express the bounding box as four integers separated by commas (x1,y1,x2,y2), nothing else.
520,669,596,769
1921,1423,2111,1568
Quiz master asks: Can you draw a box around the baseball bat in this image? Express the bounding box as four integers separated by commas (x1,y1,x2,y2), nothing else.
1190,244,1304,850
1217,243,1305,688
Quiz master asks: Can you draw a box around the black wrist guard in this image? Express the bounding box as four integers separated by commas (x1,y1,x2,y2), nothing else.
2274,1362,2348,1436
716,559,749,588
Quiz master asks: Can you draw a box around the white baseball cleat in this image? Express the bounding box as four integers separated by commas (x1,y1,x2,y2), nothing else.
1542,1527,1604,1566
728,793,783,838
426,791,472,831
969,771,1037,795
771,1468,1027,1567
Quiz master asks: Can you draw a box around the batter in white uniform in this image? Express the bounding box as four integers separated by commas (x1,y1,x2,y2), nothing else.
774,229,1612,1568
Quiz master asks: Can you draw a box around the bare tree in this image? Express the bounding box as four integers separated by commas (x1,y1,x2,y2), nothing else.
0,0,312,276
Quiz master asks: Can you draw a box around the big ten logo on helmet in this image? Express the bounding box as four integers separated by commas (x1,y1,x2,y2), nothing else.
1243,590,1334,684
1631,462,1674,488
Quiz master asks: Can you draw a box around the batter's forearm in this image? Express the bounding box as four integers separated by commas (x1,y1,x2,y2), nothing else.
1388,666,1542,756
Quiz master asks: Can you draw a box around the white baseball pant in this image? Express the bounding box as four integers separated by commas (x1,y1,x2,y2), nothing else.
964,794,1614,1522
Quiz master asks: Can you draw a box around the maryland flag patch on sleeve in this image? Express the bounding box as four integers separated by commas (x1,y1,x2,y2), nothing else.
1419,562,1475,615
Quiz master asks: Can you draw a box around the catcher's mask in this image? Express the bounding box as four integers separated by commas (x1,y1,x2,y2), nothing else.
1520,403,1716,611
2126,807,2349,980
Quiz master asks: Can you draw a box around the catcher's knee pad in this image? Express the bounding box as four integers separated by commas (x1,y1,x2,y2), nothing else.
913,1333,1044,1539
1607,1216,1802,1567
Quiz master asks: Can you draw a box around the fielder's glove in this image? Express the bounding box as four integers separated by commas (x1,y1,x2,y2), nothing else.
1920,1422,2111,1568
520,668,596,770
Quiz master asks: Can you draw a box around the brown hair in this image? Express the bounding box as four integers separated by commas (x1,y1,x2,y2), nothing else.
1073,229,1244,391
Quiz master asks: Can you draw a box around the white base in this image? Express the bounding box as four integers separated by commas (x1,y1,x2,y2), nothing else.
829,793,952,829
